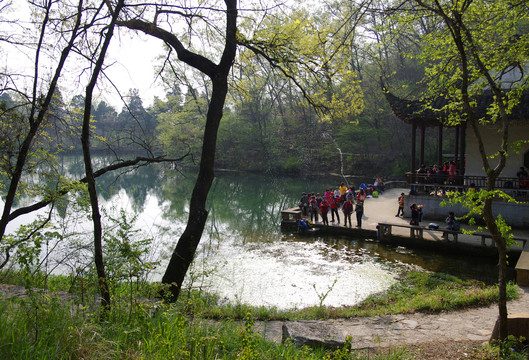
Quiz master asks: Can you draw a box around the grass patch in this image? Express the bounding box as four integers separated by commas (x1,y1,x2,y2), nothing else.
351,271,519,317
1,270,519,322
0,269,521,359
0,294,411,360
193,271,519,320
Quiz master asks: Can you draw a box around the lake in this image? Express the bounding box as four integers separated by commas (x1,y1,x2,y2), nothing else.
2,156,502,309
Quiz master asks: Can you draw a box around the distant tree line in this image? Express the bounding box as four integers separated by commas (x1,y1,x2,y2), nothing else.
0,70,435,180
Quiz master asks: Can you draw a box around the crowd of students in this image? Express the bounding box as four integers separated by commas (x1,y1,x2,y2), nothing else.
298,181,383,232
296,181,465,238
416,161,459,185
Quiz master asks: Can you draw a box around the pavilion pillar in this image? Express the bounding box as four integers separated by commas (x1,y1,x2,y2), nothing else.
437,124,443,166
420,124,425,166
411,121,417,173
454,125,460,164
459,122,467,176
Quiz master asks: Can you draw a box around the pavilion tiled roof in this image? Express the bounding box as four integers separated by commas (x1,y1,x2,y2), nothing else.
384,88,529,127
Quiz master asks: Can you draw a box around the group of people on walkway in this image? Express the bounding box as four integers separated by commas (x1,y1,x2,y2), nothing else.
416,161,460,185
299,182,377,232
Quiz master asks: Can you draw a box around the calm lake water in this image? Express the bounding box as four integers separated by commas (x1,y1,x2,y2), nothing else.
4,156,502,309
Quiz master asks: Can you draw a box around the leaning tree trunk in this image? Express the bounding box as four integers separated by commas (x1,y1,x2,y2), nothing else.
80,0,125,311
154,0,238,301
160,74,229,301
483,195,508,341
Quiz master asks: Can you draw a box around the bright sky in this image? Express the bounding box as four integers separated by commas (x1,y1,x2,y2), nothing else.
1,1,167,111
98,30,167,110
2,0,299,111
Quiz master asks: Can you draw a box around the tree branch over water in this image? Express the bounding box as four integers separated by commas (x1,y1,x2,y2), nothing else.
7,155,188,222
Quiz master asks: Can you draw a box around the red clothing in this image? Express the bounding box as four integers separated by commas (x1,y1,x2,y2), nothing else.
448,163,456,178
319,201,329,214
342,200,353,214
330,196,340,209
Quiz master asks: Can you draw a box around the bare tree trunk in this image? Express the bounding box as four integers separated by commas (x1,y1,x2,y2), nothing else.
161,76,229,300
483,196,508,341
81,0,125,311
117,0,238,301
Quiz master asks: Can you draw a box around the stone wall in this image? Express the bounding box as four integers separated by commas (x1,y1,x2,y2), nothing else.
404,194,529,228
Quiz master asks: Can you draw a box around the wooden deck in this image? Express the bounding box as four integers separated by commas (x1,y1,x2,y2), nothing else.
280,207,529,286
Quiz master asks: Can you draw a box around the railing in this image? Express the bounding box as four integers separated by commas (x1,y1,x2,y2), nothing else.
405,172,529,200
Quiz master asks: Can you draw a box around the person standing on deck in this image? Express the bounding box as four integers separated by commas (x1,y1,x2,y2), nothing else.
324,188,332,203
300,192,309,216
395,193,405,217
315,193,323,222
357,189,366,204
342,197,354,228
309,195,319,223
355,200,364,228
410,203,421,238
448,161,457,184
319,198,329,225
339,182,348,201
329,193,340,224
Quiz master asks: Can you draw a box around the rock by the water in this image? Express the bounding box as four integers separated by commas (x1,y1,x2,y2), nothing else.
282,321,347,350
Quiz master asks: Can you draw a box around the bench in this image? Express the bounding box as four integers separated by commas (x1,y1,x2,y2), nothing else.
281,207,302,221
474,232,528,248
378,223,528,248
377,222,461,242
439,229,460,242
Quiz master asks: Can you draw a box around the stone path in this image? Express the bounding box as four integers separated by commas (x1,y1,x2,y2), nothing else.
257,286,529,350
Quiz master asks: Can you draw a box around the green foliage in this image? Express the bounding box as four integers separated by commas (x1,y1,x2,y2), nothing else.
488,335,529,360
442,189,519,248
156,89,208,163
0,293,413,360
356,272,519,316
0,269,519,359
103,209,157,284
283,156,303,174
331,336,352,360
313,278,338,308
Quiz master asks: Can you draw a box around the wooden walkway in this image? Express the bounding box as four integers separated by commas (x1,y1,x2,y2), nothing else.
281,204,529,286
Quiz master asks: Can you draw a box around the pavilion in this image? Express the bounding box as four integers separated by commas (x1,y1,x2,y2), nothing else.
383,84,529,198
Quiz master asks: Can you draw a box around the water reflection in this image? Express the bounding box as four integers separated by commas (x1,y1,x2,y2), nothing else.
195,236,399,309
2,156,506,309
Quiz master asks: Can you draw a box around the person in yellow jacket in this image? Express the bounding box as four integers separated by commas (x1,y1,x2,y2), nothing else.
339,182,348,201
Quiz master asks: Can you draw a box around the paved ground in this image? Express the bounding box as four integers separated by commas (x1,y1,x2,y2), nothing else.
257,286,529,350
324,187,529,250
